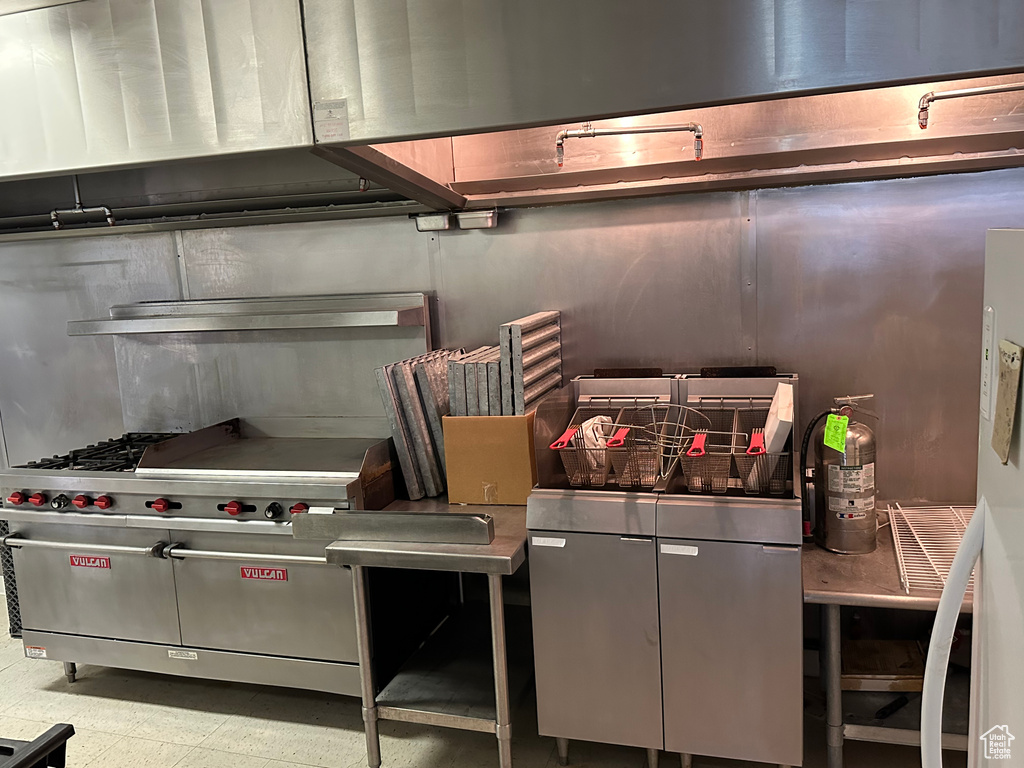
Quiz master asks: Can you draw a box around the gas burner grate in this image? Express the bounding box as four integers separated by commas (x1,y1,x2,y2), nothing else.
16,432,175,472
888,504,975,595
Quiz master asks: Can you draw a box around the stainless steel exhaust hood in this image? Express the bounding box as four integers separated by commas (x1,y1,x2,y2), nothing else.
300,0,1024,210
0,0,84,16
6,0,1024,224
303,0,1024,146
0,0,312,181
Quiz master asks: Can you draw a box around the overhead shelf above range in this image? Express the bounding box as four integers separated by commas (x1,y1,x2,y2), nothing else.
67,292,433,436
67,293,430,337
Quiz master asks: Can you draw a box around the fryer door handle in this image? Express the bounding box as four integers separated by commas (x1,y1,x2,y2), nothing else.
162,544,329,566
1,535,166,558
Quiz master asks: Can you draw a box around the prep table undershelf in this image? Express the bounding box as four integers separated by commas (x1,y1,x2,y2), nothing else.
376,604,533,733
325,497,529,768
802,520,974,768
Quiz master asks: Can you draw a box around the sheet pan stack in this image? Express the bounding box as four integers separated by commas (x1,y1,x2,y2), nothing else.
376,349,463,500
377,311,562,499
499,311,562,415
447,311,563,416
448,346,502,416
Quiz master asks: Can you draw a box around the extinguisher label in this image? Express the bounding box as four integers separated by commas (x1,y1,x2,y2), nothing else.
827,462,875,494
829,496,875,515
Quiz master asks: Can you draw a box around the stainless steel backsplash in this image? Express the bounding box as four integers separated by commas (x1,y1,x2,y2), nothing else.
0,167,1019,502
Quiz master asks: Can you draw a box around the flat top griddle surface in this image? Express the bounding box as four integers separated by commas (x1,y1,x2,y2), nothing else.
136,437,379,480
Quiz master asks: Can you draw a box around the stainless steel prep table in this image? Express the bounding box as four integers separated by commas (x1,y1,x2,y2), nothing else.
803,533,973,768
325,500,527,768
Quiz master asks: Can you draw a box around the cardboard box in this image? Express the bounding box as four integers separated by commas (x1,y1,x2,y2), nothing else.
443,413,537,505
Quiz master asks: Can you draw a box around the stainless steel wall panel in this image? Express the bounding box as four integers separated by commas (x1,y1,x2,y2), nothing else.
116,328,429,435
0,233,180,466
304,0,1024,144
180,218,428,298
756,168,1024,505
0,168,1017,506
0,0,311,181
138,219,435,436
437,194,752,374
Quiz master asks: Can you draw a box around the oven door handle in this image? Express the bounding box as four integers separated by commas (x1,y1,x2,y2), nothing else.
162,544,330,566
1,534,167,558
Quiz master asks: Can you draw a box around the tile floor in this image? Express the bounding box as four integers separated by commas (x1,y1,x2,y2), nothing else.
0,620,968,768
0,571,966,768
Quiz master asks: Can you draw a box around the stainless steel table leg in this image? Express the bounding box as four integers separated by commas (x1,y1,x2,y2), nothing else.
646,747,659,768
555,738,569,766
352,566,381,768
62,662,76,684
824,604,843,768
680,754,692,768
489,573,513,768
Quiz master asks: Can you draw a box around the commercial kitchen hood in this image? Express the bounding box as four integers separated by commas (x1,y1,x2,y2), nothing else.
0,0,83,16
4,0,1024,226
321,71,1024,211
0,0,312,181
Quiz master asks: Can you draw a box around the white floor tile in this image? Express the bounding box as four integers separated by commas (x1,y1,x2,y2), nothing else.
0,638,24,673
376,720,461,768
0,716,122,765
66,728,125,765
0,634,956,768
0,715,49,741
174,746,271,768
198,691,366,768
129,705,234,747
82,735,193,768
1,667,87,725
539,739,647,768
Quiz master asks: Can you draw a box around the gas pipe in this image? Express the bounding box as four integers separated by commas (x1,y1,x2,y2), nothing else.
801,394,878,554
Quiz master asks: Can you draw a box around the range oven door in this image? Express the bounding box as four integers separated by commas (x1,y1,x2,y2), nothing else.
167,530,358,663
5,521,180,644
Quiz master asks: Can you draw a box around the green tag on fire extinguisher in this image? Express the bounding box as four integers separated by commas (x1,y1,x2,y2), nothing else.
823,414,849,453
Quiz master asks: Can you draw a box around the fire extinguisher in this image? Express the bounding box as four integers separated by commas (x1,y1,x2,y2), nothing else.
801,394,878,554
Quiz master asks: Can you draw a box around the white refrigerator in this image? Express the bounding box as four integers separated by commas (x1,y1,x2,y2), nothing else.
922,228,1024,767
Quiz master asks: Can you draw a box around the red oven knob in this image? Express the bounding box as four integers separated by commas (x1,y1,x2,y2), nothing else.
28,493,47,507
149,498,171,513
224,500,243,516
6,492,25,506
94,495,113,510
289,503,309,514
72,495,91,508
